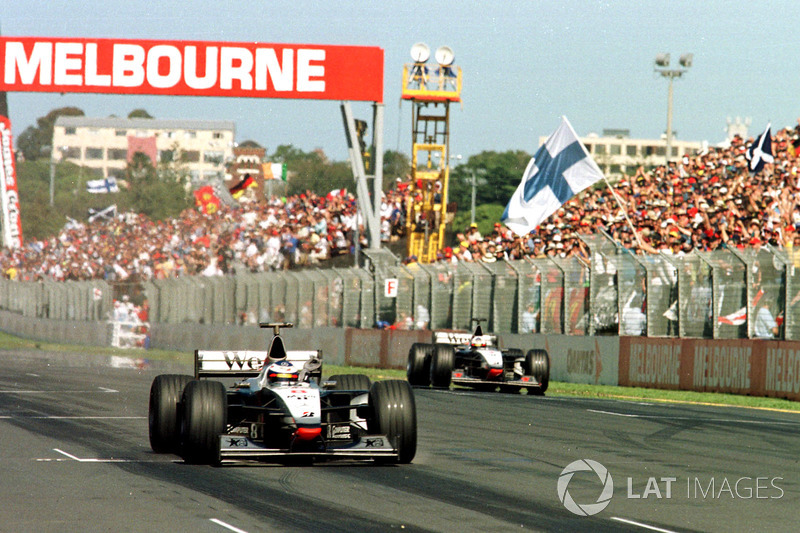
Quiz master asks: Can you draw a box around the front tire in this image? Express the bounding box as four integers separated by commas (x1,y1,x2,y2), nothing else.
181,380,227,465
430,344,454,388
368,380,417,464
407,343,433,386
525,349,550,394
149,374,193,453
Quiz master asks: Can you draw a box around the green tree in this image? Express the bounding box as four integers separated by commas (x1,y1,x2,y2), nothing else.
382,150,410,190
16,106,85,161
127,109,153,119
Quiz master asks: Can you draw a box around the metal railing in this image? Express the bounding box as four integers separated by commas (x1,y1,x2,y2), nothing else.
0,234,796,340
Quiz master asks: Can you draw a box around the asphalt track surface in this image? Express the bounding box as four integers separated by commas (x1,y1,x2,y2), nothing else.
0,351,798,532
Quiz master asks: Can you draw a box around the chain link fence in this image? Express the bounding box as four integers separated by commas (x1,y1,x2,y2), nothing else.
0,246,795,340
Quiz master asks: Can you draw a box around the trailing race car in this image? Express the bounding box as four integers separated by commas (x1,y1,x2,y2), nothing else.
149,323,416,465
407,319,550,394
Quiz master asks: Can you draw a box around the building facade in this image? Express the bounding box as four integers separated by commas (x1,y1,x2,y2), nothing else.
541,129,705,177
52,116,236,184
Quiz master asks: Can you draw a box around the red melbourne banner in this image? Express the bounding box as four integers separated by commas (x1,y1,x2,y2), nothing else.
0,37,384,102
0,116,23,249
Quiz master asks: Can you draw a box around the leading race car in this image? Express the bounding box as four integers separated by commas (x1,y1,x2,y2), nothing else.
407,319,550,394
148,323,416,465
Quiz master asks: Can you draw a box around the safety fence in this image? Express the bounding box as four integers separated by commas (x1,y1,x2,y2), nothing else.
1,233,799,340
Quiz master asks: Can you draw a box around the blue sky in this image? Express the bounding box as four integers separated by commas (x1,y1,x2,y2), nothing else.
2,1,797,161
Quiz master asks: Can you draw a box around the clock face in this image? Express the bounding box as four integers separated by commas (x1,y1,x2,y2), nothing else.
410,42,430,63
435,46,454,66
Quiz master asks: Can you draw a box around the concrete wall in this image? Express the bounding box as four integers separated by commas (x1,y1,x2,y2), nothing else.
0,310,109,346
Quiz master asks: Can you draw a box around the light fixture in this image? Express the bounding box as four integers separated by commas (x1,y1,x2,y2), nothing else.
655,53,670,67
410,42,430,63
679,53,693,68
435,46,455,66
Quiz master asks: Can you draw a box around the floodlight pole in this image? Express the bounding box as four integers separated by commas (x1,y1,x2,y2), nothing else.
655,54,691,199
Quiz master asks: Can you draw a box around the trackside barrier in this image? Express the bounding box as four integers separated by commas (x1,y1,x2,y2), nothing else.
1,245,799,340
619,337,800,401
3,307,800,402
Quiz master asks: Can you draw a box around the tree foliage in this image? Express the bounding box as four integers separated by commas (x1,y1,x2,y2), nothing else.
127,108,153,119
16,106,85,161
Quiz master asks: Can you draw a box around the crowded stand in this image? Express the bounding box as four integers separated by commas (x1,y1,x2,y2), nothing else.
2,123,800,282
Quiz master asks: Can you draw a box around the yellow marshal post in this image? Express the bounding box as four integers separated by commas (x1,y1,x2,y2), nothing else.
401,43,462,263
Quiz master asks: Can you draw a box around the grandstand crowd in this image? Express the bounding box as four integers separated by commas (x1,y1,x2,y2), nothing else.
3,123,800,282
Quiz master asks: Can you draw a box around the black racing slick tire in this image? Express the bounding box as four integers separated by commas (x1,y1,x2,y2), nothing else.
407,343,432,386
180,380,227,465
149,374,193,454
525,349,550,394
328,374,372,391
368,380,417,464
430,344,454,388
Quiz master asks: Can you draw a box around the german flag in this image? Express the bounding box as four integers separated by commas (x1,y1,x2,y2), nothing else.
230,175,258,199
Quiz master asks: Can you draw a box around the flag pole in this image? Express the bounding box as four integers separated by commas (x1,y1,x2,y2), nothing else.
562,117,643,248
602,176,643,248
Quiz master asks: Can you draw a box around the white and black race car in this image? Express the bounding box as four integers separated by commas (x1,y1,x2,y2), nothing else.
407,320,550,394
148,323,416,465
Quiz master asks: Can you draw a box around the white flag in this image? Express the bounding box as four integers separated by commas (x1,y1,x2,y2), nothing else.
501,116,604,236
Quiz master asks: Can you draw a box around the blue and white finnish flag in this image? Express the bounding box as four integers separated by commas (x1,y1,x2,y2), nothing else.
86,177,119,194
745,123,774,174
501,116,604,236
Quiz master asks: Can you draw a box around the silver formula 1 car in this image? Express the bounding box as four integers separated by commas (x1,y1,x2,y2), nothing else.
407,319,550,394
149,323,416,465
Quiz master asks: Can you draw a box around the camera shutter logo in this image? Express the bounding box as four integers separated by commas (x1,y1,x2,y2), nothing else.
557,459,614,516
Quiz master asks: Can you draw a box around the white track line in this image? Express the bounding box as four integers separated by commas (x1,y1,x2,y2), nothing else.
588,409,800,426
210,518,249,533
611,516,679,533
53,448,130,463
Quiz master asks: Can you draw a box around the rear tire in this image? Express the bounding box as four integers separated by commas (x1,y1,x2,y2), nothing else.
327,374,372,391
368,380,417,464
149,374,193,453
181,380,227,465
407,343,432,386
430,344,454,388
525,349,550,394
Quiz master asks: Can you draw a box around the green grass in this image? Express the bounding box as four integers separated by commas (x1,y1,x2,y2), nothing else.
1,330,798,412
548,382,800,412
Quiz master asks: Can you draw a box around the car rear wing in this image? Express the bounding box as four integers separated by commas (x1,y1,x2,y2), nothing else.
433,331,497,347
194,350,322,378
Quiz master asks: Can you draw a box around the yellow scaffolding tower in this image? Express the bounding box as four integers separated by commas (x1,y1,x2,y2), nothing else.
401,55,462,263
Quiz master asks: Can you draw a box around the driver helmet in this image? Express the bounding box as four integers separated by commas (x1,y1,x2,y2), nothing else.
470,335,489,348
266,360,300,385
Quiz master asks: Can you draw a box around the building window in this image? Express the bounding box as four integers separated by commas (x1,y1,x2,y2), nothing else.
85,147,104,160
595,144,607,155
204,151,224,165
63,146,82,159
610,164,622,174
107,148,127,160
182,150,200,163
64,127,76,135
88,167,104,177
610,144,621,155
645,145,657,156
655,146,666,156
213,132,224,139
204,170,221,180
115,129,127,137
671,146,679,157
626,145,638,156
160,149,175,163
184,131,197,139
162,131,176,139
